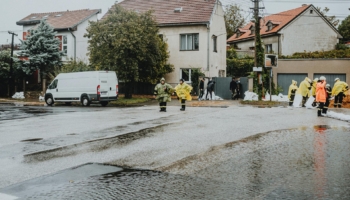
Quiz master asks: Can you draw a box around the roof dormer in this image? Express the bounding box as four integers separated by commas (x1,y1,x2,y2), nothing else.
265,20,281,32
235,28,248,38
249,25,255,35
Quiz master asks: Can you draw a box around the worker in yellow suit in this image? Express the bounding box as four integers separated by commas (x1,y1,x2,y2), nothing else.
288,80,298,106
175,79,193,111
297,77,312,107
311,78,318,107
332,78,349,108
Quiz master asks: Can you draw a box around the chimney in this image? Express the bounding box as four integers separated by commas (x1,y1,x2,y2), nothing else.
302,4,307,7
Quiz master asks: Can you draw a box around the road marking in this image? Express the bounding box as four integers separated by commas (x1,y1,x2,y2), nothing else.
0,193,18,200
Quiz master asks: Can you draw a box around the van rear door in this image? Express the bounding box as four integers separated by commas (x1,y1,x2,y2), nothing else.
99,72,109,101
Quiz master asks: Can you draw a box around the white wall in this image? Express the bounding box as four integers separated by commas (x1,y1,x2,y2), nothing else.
279,7,339,55
209,2,227,78
160,25,209,84
160,3,227,84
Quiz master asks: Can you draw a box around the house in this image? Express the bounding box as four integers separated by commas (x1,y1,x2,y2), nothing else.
17,9,101,63
107,0,227,84
227,4,342,56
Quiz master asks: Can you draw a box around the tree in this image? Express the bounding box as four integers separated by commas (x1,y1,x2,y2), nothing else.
224,4,246,39
48,59,96,82
85,5,173,98
338,15,350,42
19,19,63,92
317,7,340,27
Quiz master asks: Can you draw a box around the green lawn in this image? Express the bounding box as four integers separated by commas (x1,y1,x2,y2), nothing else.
110,97,151,106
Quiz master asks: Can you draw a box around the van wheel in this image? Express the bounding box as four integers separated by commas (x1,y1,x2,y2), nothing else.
45,96,54,106
65,102,72,106
100,101,108,107
81,96,90,106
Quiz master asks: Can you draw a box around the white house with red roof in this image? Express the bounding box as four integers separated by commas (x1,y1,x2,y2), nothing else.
17,9,101,63
107,0,227,84
227,4,342,56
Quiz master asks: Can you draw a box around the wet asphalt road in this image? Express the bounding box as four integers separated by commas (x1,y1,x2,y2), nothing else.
0,102,350,199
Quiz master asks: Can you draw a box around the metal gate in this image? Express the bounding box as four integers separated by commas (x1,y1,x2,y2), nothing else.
313,74,346,89
212,77,232,99
277,74,308,95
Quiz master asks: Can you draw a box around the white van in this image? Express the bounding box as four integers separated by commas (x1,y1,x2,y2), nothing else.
45,71,118,106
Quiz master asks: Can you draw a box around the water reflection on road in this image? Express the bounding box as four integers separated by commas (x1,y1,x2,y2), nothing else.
2,126,350,199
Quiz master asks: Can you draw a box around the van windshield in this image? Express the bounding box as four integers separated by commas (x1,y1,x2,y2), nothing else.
48,79,58,89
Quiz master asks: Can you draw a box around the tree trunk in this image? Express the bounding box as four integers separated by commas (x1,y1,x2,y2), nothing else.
124,81,134,99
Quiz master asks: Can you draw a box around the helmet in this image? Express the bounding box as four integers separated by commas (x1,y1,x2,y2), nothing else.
313,78,319,82
319,76,326,81
335,78,340,81
326,84,330,88
160,78,165,82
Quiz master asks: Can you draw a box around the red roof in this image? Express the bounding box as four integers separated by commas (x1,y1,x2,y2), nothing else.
17,9,101,30
227,5,311,43
103,0,216,26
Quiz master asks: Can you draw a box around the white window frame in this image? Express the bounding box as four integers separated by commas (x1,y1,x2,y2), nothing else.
180,33,199,51
62,35,68,55
180,68,192,83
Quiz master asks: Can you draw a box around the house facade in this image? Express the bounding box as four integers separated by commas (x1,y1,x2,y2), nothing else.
112,0,226,84
227,4,342,56
17,9,101,63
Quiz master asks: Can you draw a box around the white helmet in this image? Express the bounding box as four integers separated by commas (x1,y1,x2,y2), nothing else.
313,78,319,82
326,84,330,88
335,78,340,81
320,76,326,81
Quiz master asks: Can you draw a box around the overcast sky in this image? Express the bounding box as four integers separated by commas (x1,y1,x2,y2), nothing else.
0,0,348,44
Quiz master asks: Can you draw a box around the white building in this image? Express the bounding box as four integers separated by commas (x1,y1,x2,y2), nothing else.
110,0,227,84
227,4,342,56
17,9,101,62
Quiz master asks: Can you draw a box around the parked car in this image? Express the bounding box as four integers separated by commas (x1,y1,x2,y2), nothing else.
45,71,118,106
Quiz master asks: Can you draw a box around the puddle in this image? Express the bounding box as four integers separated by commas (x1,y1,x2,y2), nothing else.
21,138,43,142
5,126,350,199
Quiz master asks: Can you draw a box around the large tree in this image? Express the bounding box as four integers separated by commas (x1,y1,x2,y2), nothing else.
85,5,173,98
317,7,340,27
338,15,350,42
224,4,246,39
19,19,63,92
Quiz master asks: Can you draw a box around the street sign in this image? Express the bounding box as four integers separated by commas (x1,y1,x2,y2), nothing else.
253,67,262,72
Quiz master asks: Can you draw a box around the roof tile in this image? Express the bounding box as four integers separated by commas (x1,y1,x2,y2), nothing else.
17,9,101,30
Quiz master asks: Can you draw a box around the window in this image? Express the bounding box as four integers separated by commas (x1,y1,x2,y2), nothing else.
180,33,199,51
310,10,313,14
56,35,68,55
48,79,58,89
213,35,217,52
62,35,68,55
267,23,273,31
180,69,192,82
265,44,272,53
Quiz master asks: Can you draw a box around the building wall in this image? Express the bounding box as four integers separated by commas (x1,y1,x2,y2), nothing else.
160,25,208,84
279,7,339,55
208,2,227,78
230,35,279,55
273,59,350,86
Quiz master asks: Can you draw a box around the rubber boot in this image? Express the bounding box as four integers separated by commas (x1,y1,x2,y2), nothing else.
318,110,323,117
164,102,167,112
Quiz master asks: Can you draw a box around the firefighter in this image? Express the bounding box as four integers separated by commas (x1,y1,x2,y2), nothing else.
316,76,327,117
332,78,349,108
323,84,332,114
311,78,319,107
298,77,312,107
288,80,298,106
154,78,174,112
175,79,193,111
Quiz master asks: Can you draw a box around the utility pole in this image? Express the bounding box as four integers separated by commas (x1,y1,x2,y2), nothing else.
8,31,18,97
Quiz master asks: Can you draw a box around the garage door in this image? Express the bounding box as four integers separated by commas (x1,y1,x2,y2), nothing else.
313,74,346,89
277,74,308,95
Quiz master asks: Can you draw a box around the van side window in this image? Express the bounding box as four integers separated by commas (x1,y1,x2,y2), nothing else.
49,79,58,89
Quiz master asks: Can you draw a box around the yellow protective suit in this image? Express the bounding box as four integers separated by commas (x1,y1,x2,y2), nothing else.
297,77,312,97
332,80,349,96
288,80,298,99
175,82,193,101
